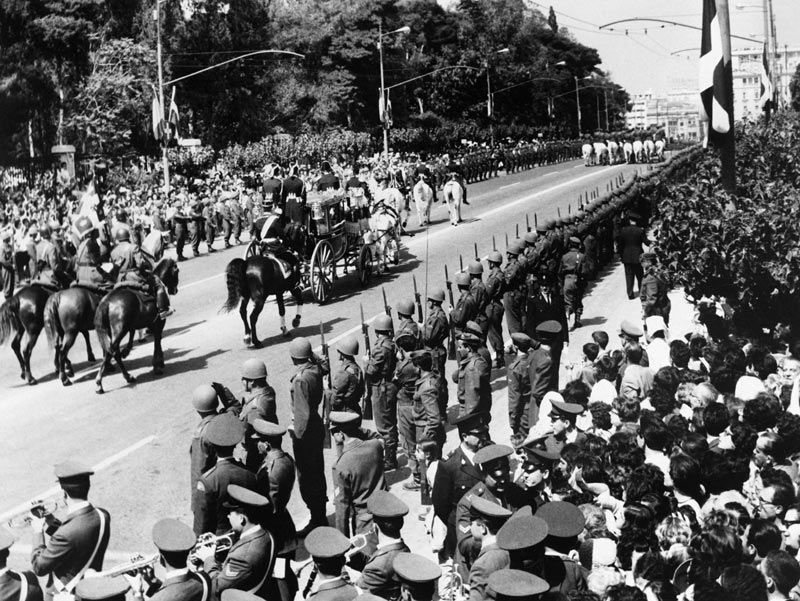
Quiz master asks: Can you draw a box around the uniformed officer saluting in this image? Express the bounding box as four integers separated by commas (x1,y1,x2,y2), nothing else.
330,412,386,539
190,384,239,498
195,485,274,600
31,462,111,601
303,527,358,601
193,413,257,536
356,491,410,600
391,553,442,601
0,527,43,601
128,518,210,601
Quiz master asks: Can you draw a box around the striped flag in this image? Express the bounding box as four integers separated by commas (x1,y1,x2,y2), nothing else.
168,86,180,138
698,0,733,148
151,89,165,141
759,43,773,111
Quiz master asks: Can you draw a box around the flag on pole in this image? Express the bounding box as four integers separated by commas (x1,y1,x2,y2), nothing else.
759,43,773,111
379,90,392,127
698,0,733,148
151,89,165,141
168,86,180,138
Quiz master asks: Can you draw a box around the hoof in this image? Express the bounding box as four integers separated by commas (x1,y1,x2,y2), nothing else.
27,376,38,386
252,339,262,349
88,355,96,363
62,378,73,387
292,316,301,328
244,334,252,346
281,327,290,338
153,366,163,376
126,374,137,384
20,371,25,380
65,366,75,378
95,383,104,394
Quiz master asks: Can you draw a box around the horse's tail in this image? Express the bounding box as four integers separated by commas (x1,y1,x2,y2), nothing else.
43,292,63,348
221,258,247,313
94,295,112,354
0,295,21,346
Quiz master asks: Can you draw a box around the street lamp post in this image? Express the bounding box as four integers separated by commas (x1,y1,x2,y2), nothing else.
378,24,410,157
154,0,168,194
574,76,582,133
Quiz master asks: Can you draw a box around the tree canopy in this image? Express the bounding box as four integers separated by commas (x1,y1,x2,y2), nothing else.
0,0,629,162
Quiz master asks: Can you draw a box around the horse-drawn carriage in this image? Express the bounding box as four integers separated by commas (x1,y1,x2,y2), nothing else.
243,189,401,304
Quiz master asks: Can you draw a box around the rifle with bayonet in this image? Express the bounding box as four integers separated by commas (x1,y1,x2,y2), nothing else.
412,275,424,323
360,304,373,420
320,322,332,449
444,265,456,361
382,286,391,317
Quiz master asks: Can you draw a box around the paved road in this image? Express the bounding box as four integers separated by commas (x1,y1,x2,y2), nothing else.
0,158,656,554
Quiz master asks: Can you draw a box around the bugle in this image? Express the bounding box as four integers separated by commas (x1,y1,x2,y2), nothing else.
6,495,65,534
188,532,235,564
294,533,369,577
85,554,158,578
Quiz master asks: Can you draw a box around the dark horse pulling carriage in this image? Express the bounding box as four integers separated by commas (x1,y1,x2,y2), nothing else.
222,189,401,348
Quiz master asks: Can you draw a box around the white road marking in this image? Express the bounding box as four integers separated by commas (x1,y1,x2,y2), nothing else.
0,435,156,522
179,272,224,291
499,182,521,189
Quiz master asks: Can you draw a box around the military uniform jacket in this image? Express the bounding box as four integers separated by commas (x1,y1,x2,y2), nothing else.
413,373,442,443
0,569,44,601
193,458,258,535
149,570,210,601
334,438,386,535
455,484,503,559
35,240,62,285
395,317,420,348
393,356,419,404
316,173,340,192
431,446,482,528
507,352,532,407
528,346,555,406
640,269,671,318
365,337,396,383
204,526,274,599
502,258,524,293
450,291,477,333
241,386,278,426
485,268,504,310
615,225,645,264
75,238,107,286
189,415,217,496
331,359,364,413
290,362,324,440
307,577,357,601
31,504,110,590
559,251,585,286
356,540,410,601
468,543,511,601
262,179,282,206
111,241,146,283
469,280,489,324
542,552,587,595
455,352,491,417
256,450,297,556
422,307,448,351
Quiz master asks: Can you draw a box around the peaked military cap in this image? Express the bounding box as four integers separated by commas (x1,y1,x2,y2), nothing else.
535,320,562,338
226,485,269,510
151,518,196,553
392,553,442,584
497,515,549,550
250,418,286,438
536,501,585,538
619,319,644,338
452,412,488,434
205,412,245,447
488,569,549,599
470,496,512,521
549,400,584,417
54,461,94,482
474,444,513,466
367,491,409,519
305,526,351,558
329,411,361,429
510,332,533,350
75,577,130,601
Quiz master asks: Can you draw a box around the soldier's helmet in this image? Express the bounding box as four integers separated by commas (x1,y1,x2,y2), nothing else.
374,314,394,332
337,337,359,357
427,289,445,303
455,272,471,287
74,216,96,239
487,251,503,264
468,261,484,275
242,358,267,380
289,337,312,360
396,300,414,316
113,226,131,243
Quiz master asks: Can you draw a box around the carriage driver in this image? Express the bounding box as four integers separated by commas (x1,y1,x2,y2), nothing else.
110,225,172,320
256,212,302,281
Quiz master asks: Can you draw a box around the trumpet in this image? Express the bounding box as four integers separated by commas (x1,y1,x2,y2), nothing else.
449,572,466,601
6,496,65,534
86,554,159,578
188,532,235,564
297,533,370,598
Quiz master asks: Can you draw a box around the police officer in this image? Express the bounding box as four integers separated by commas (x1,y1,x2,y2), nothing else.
73,216,112,288
288,337,328,535
559,237,586,330
249,420,298,601
536,502,586,594
392,554,442,601
394,332,420,491
484,251,506,367
330,412,386,538
303,527,358,601
467,261,489,341
507,333,534,447
75,577,128,601
450,273,477,341
31,462,111,599
453,330,491,419
364,315,398,471
195,485,273,599
330,337,364,415
454,445,514,573
136,518,211,601
0,528,43,601
512,447,560,511
189,196,205,257
192,413,257,536
421,289,449,417
487,569,549,601
172,199,190,261
431,413,489,560
357,492,410,600
466,497,512,601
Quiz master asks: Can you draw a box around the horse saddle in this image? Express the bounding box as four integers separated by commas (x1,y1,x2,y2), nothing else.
70,282,111,295
263,249,297,280
30,280,60,293
114,280,151,295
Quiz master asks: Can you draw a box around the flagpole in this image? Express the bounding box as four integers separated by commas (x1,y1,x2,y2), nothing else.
155,0,169,195
715,0,736,193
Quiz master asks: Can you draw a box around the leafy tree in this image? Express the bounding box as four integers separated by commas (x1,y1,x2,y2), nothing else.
548,6,558,33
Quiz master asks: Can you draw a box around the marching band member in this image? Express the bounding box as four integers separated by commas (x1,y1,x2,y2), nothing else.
0,528,43,601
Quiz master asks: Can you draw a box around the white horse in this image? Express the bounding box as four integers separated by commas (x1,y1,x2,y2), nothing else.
375,183,407,229
623,141,634,164
412,176,433,226
606,140,619,165
654,139,665,161
582,143,594,167
632,139,644,163
643,139,655,163
593,142,608,166
442,177,463,226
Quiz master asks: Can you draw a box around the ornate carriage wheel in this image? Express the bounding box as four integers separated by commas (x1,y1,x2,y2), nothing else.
358,245,374,286
310,240,335,303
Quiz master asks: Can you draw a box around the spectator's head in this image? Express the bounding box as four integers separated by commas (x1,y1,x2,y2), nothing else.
592,330,610,350
626,342,644,366
746,518,782,561
615,397,641,424
704,403,730,437
670,454,704,501
692,382,719,409
589,402,612,432
653,366,681,398
670,340,691,369
563,380,592,408
720,564,767,601
760,550,800,599
595,355,617,382
650,388,677,419
742,393,781,432
641,417,673,454
758,480,795,521
583,342,601,363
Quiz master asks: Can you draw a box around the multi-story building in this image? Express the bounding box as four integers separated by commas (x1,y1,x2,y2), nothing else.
732,45,800,120
624,89,703,140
